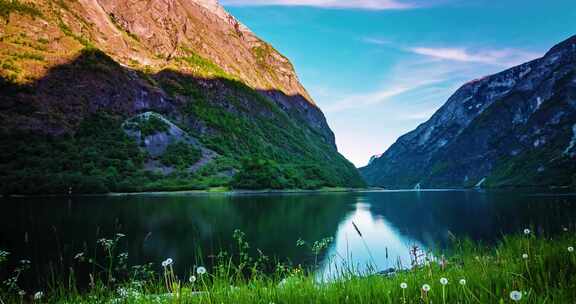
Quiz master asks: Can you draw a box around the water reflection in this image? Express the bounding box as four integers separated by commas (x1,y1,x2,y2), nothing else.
1,190,575,288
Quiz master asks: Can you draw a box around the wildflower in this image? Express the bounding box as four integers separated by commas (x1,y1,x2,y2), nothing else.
563,227,568,232
400,282,408,289
459,279,466,286
510,290,522,301
422,284,431,292
568,246,574,253
440,277,448,285
522,253,528,259
196,266,207,275
117,288,128,298
161,258,173,267
34,291,44,300
523,229,531,235
189,275,196,283
18,290,26,297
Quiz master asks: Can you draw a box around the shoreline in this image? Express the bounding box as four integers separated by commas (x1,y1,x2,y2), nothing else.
1,187,375,199
2,185,574,199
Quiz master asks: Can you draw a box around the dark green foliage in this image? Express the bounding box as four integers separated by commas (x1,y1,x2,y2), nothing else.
0,113,146,194
136,115,169,137
0,0,41,21
160,142,202,169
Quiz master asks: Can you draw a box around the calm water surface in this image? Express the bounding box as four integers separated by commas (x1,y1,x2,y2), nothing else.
1,190,576,284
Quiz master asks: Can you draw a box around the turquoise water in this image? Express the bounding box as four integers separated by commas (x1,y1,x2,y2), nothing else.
1,190,575,283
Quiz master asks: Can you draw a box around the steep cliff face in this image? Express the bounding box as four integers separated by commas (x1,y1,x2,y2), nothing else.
361,35,576,189
0,0,363,193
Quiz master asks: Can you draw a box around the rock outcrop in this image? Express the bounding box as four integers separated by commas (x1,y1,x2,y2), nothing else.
361,35,576,188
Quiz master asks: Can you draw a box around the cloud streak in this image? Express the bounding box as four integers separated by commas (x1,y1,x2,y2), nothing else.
220,0,415,10
407,47,541,66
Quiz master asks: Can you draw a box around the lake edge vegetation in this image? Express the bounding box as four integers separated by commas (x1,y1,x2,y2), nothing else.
1,228,576,303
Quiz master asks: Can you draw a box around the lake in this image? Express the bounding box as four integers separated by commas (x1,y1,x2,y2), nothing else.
1,189,576,286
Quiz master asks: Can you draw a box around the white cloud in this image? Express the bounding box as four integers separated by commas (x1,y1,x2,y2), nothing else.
221,0,415,10
407,47,540,67
323,60,457,113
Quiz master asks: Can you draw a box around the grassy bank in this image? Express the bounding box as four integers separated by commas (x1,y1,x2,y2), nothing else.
1,228,576,303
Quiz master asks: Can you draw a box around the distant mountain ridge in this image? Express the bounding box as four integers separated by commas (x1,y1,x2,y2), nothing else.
0,0,364,194
361,35,576,189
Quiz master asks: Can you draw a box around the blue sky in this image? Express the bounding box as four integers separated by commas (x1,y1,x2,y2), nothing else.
223,0,576,167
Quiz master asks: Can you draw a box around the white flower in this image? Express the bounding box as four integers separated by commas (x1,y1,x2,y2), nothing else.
568,246,574,253
422,284,431,292
563,227,568,232
196,266,207,275
189,275,196,283
34,291,44,300
523,229,531,235
440,277,448,285
522,253,528,259
18,290,26,297
510,290,522,301
117,288,128,298
400,282,407,289
161,258,173,267
459,279,466,286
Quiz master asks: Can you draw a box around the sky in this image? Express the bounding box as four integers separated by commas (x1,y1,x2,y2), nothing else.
223,0,576,167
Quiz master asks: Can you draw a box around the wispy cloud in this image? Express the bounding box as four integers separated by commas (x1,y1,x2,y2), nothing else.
323,60,456,113
221,0,416,10
407,47,540,66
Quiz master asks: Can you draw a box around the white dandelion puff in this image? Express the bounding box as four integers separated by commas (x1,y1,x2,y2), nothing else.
422,284,431,292
400,282,407,289
568,246,574,253
196,266,207,275
522,253,528,259
523,228,531,235
189,275,196,283
510,290,522,301
459,279,466,286
440,277,448,285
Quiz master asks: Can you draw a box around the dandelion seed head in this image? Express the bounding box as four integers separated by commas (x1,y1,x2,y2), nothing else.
400,282,407,289
422,284,431,292
189,275,196,283
523,228,531,235
440,277,448,285
196,266,207,275
568,246,574,253
522,253,528,259
510,290,522,301
459,279,466,286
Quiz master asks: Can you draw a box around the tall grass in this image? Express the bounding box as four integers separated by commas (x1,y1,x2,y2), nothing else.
1,227,576,303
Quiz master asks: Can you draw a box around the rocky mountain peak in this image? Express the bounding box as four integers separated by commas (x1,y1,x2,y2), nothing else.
361,35,576,189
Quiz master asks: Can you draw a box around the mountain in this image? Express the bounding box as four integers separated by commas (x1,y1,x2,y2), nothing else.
361,35,576,189
0,0,364,194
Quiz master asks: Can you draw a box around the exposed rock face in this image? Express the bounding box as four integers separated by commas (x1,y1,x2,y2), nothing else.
0,0,364,193
361,35,576,188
